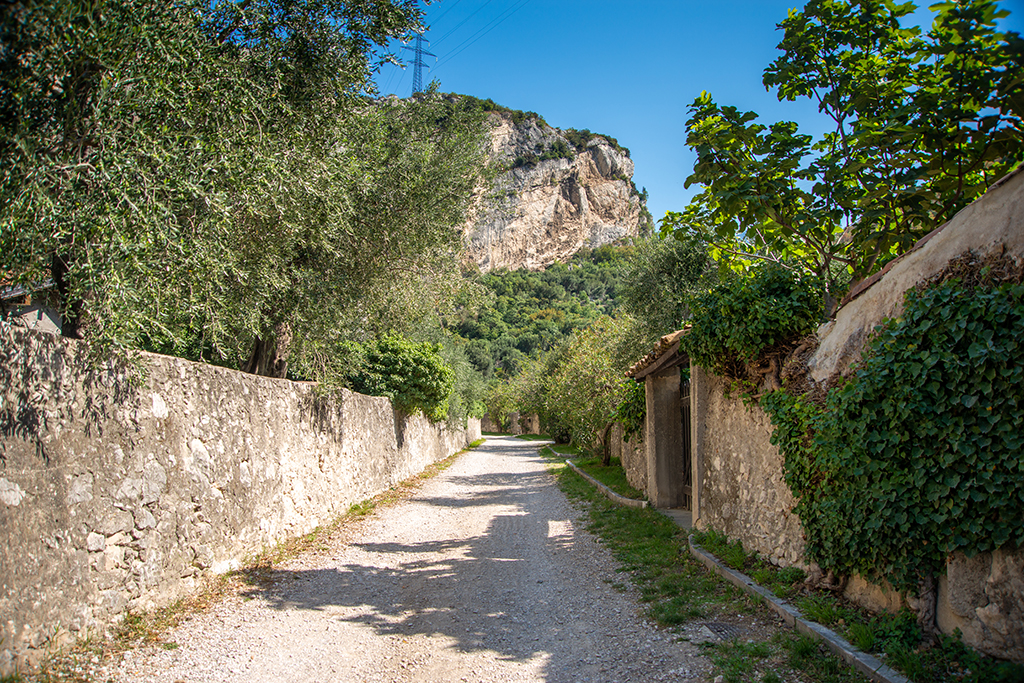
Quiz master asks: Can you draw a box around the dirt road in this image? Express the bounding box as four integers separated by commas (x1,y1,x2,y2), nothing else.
111,436,714,683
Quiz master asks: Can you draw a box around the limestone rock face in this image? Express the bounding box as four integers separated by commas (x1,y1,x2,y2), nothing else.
463,114,649,271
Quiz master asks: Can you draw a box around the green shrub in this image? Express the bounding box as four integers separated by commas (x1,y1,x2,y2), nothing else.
539,138,574,162
762,280,1024,591
346,334,455,421
683,263,823,379
870,610,920,653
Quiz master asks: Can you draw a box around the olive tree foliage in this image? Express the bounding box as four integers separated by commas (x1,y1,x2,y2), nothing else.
489,315,650,451
662,0,1024,307
620,234,715,339
1,0,488,382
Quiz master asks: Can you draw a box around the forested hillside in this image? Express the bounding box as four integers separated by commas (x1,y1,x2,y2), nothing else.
455,244,634,378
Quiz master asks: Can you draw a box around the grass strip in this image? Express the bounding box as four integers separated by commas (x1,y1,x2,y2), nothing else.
692,528,806,599
693,529,1024,683
539,443,579,457
569,456,645,500
551,458,741,625
553,459,874,683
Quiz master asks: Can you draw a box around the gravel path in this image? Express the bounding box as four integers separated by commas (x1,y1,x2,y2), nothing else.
110,436,715,683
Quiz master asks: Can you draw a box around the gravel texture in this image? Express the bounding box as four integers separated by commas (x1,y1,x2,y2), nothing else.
109,436,715,682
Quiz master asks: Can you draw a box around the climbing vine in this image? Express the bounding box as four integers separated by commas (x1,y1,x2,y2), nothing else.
761,277,1024,592
612,378,646,442
682,263,823,386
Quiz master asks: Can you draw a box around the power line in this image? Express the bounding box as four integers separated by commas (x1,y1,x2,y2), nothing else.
434,0,533,71
392,60,412,96
381,59,401,93
433,0,499,46
430,0,465,27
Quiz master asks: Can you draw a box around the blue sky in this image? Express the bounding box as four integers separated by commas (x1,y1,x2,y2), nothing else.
375,0,1024,225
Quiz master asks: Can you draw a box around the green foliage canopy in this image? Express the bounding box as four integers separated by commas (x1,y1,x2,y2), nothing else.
663,0,1024,301
682,264,824,379
489,314,650,449
457,246,636,377
1,0,487,388
346,334,456,422
620,234,715,339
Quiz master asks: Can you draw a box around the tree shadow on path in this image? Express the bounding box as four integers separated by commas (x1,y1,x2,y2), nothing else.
234,436,670,681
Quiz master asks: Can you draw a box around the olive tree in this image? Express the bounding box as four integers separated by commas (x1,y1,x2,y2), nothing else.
2,0,489,382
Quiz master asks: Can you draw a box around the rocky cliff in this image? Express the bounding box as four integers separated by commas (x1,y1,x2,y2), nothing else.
463,112,651,272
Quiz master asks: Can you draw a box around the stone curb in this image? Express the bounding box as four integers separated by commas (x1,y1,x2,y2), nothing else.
564,460,648,509
688,536,910,683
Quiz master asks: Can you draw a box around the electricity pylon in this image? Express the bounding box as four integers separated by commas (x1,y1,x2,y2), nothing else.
402,34,436,95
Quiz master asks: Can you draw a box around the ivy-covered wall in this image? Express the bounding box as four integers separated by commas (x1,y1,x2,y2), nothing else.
694,169,1024,663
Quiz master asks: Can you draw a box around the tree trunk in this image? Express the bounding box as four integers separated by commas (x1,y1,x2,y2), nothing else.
601,422,614,466
917,573,938,644
52,252,84,339
242,322,292,378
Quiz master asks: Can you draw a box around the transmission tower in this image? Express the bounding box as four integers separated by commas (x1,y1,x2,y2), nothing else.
402,34,436,95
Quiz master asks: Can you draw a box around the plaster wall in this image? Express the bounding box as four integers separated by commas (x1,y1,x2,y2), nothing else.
809,169,1024,383
0,326,479,675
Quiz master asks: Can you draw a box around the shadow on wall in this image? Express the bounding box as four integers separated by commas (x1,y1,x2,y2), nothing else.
0,324,480,677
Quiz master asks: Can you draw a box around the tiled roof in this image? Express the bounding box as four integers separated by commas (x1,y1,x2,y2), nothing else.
626,326,690,379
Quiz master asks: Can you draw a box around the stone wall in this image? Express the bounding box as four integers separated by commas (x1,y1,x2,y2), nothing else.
480,413,501,433
691,367,806,567
938,546,1024,661
0,326,480,675
606,423,646,495
694,369,1024,661
518,414,541,435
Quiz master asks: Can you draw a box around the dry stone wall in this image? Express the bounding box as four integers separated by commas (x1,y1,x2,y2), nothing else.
0,326,480,675
607,423,646,495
